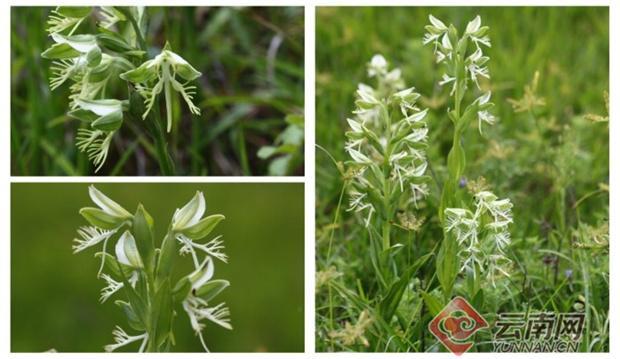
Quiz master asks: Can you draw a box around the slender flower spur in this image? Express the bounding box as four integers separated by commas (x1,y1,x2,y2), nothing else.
72,186,232,352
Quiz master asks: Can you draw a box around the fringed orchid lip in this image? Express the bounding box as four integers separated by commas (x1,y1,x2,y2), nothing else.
120,43,202,133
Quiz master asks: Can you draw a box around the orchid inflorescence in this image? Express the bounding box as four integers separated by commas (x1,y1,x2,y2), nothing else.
423,14,496,134
73,186,231,352
444,191,513,286
344,54,429,248
42,7,202,172
423,14,514,290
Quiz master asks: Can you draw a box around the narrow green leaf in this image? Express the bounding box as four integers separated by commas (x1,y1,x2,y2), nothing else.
150,279,173,349
379,252,432,321
156,233,176,283
117,262,148,328
115,300,145,331
421,291,444,316
436,235,459,300
94,252,132,279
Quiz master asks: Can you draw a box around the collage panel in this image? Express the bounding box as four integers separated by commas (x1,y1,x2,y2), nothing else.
315,6,609,353
11,183,304,352
11,6,304,176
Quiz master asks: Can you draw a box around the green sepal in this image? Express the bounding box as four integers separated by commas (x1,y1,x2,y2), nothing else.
181,214,225,240
79,207,125,229
195,279,230,302
120,60,158,83
86,46,102,67
68,108,99,123
41,43,80,59
91,110,123,131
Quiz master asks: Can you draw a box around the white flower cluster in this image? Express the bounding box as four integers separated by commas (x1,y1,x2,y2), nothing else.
73,186,231,352
444,190,513,286
43,7,136,172
423,14,496,134
42,7,202,172
345,54,429,227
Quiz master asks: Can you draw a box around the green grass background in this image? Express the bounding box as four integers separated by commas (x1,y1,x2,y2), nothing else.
316,6,608,352
11,7,304,176
11,183,304,352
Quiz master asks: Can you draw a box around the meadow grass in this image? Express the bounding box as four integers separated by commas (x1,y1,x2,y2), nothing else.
316,7,608,352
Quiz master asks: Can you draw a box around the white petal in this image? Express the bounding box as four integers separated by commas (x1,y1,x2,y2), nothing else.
115,231,143,268
89,185,131,218
346,118,363,133
466,15,481,34
477,91,492,105
441,32,452,50
190,257,214,290
429,15,447,30
405,108,429,124
77,99,123,116
173,191,206,230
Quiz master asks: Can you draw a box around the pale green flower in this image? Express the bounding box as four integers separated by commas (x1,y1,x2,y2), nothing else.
121,43,202,132
115,231,144,268
444,191,513,286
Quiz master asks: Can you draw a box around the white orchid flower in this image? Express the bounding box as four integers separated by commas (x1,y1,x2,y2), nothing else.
120,43,201,132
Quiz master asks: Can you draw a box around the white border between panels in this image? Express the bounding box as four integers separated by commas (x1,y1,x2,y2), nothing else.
2,1,617,359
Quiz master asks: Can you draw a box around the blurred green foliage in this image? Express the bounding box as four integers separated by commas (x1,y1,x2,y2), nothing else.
12,183,304,352
316,7,608,352
11,7,304,176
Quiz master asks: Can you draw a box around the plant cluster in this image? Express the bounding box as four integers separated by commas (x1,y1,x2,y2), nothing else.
316,7,608,353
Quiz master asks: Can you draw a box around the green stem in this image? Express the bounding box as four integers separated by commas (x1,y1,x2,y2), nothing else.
382,216,391,252
381,103,393,251
437,54,466,301
151,107,175,176
122,7,175,175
